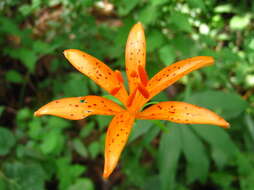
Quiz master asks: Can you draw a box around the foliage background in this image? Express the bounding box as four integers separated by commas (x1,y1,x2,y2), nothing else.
0,0,254,189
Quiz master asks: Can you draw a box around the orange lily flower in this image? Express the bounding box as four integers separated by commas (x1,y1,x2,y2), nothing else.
34,22,229,179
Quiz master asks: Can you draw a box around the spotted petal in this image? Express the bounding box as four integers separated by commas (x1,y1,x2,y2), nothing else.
64,49,128,105
125,22,146,94
137,101,229,128
147,56,214,100
103,111,135,179
34,96,124,120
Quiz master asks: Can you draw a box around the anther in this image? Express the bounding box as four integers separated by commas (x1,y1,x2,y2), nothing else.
110,86,121,96
138,84,150,99
115,70,124,83
126,87,138,107
130,71,138,78
138,65,149,86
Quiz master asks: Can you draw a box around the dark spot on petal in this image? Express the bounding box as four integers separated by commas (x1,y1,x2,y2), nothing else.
158,105,162,110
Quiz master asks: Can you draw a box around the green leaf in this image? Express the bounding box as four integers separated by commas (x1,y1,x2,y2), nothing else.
16,108,32,123
0,106,5,117
88,141,101,159
56,158,86,190
236,152,254,190
181,126,209,183
147,29,165,52
96,115,112,129
138,5,158,25
211,172,234,189
229,14,251,31
169,11,192,32
0,127,16,156
28,118,43,140
33,40,55,55
63,73,88,97
68,178,94,190
143,176,161,190
19,5,33,16
4,162,47,190
192,125,237,169
151,0,168,6
102,95,123,106
129,120,154,142
80,122,95,138
5,48,37,72
186,91,248,119
0,16,20,35
158,45,176,66
117,0,139,16
158,125,181,190
171,35,195,57
47,117,71,129
187,0,206,10
214,4,234,13
244,114,254,141
5,70,23,84
73,138,88,158
40,129,64,155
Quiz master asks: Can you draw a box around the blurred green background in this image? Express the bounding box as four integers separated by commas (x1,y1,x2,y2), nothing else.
0,0,254,189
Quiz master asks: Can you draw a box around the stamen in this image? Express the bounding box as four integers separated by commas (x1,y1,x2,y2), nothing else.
127,87,138,107
138,65,149,86
110,86,121,96
130,71,138,78
138,84,150,99
115,70,124,83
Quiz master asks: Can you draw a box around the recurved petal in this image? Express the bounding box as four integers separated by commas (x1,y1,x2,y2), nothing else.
103,111,135,179
147,56,214,100
125,22,146,94
137,101,229,128
34,96,124,120
64,49,128,105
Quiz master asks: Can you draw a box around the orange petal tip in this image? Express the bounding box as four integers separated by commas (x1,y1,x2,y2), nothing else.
63,49,72,58
34,111,39,117
102,170,110,180
135,22,143,28
219,120,230,129
34,108,47,117
203,56,214,66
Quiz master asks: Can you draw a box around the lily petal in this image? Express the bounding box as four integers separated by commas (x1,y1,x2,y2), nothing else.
125,22,146,94
137,101,229,128
103,111,135,179
147,56,214,100
64,49,128,105
34,96,124,120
